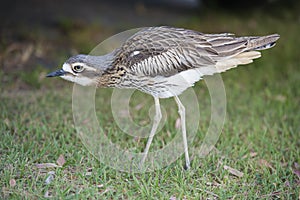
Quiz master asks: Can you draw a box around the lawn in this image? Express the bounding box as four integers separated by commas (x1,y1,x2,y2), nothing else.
1,4,299,199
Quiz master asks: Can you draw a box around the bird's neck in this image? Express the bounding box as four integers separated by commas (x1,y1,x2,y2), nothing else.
84,50,117,71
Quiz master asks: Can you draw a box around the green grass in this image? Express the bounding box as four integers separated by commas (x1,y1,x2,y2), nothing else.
1,7,300,199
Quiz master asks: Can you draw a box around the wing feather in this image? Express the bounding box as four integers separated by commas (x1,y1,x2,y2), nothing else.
112,26,278,78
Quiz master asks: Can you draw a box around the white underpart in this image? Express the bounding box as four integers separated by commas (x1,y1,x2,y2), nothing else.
60,75,76,82
154,68,205,98
75,77,96,86
153,51,261,98
61,75,96,86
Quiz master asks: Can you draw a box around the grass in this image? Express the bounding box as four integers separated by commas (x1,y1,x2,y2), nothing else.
1,5,300,199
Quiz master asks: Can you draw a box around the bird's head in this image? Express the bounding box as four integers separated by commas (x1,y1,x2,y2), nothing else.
47,54,113,86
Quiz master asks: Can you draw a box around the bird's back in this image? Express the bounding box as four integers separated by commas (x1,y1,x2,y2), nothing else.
113,26,279,76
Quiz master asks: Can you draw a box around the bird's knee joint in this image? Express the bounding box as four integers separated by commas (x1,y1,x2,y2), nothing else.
154,111,162,123
178,106,185,116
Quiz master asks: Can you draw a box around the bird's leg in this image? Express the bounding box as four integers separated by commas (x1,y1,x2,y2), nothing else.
174,96,190,170
140,97,162,167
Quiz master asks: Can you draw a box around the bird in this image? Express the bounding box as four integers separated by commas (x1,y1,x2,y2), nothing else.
47,26,280,170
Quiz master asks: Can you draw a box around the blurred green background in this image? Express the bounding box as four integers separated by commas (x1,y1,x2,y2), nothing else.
0,0,298,90
1,0,299,199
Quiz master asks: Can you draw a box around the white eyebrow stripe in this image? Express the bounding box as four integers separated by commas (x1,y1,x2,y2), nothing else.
84,66,97,71
71,62,97,71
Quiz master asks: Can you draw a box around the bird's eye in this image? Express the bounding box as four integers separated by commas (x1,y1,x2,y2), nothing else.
72,65,84,72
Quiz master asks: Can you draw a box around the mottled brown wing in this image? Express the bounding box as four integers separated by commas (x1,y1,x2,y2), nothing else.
113,27,222,77
113,26,277,77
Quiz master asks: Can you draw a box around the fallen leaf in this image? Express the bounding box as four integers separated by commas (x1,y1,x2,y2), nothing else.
250,152,258,158
258,159,275,171
44,190,52,198
85,172,92,176
242,151,258,159
169,196,176,200
134,103,144,110
20,44,33,63
9,179,16,187
36,163,61,168
56,154,66,166
284,180,291,187
260,190,283,198
280,162,288,167
166,130,171,137
206,182,212,186
274,94,286,102
195,188,219,198
2,187,9,198
224,165,244,178
292,168,300,180
4,118,10,127
175,118,181,129
139,119,149,126
292,162,300,180
100,187,114,195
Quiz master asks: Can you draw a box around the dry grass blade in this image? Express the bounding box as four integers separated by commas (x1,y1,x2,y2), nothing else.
9,179,16,187
56,154,66,166
224,165,244,178
258,159,275,171
35,163,61,168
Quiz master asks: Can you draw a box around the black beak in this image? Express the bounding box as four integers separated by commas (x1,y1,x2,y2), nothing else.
46,69,66,77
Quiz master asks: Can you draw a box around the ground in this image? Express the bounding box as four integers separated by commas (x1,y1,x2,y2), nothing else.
0,2,299,199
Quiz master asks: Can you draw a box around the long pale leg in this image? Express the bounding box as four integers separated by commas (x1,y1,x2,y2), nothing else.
140,97,162,167
174,96,190,169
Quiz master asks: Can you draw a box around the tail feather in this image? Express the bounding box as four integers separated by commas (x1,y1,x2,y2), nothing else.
216,51,261,72
213,34,279,72
206,34,280,58
246,34,280,51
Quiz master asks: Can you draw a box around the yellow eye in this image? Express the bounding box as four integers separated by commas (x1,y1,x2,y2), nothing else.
72,65,84,72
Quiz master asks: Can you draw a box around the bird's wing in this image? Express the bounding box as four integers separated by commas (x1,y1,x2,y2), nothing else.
114,27,214,77
113,26,279,77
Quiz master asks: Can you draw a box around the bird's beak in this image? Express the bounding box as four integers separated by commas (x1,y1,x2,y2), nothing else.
46,69,66,77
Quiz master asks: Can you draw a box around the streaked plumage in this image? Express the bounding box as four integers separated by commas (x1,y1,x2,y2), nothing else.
47,26,280,169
